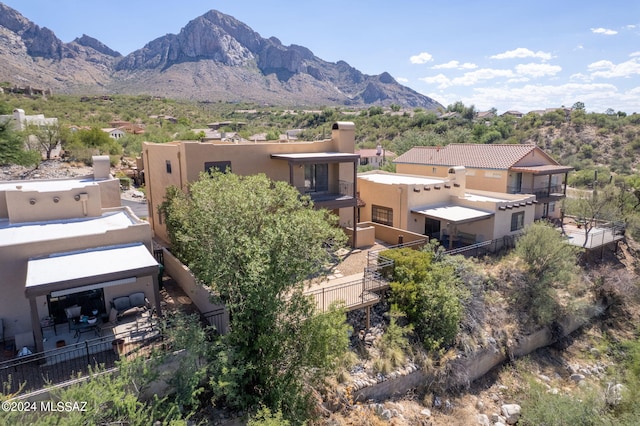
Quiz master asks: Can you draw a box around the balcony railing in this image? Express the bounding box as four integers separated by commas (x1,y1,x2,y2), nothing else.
507,184,565,198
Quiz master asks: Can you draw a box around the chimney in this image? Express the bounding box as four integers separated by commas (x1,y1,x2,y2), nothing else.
447,166,466,196
92,155,111,180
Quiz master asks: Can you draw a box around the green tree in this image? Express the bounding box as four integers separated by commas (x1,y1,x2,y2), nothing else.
565,185,620,248
25,122,69,160
514,221,579,324
162,172,349,422
0,121,40,166
383,248,465,351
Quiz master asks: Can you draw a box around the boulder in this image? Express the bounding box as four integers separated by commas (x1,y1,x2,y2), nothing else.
500,404,521,425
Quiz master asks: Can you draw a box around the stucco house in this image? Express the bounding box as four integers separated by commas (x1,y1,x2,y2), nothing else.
142,122,360,246
102,127,126,139
355,145,396,169
358,168,536,249
0,108,58,132
0,156,160,353
394,144,573,220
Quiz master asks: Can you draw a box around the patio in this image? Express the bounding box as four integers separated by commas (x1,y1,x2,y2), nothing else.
0,274,200,395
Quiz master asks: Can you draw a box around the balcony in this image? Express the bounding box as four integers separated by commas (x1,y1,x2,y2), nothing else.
507,184,565,200
296,180,357,209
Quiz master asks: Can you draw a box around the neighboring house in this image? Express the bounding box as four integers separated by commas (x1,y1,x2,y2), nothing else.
108,121,145,135
0,156,160,353
501,110,524,118
142,121,360,246
394,144,573,220
475,111,496,120
0,108,58,131
355,145,397,169
358,169,536,249
102,128,126,139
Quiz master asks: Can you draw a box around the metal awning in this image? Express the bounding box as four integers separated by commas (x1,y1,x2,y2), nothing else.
271,152,360,164
411,205,494,224
510,165,574,175
25,243,159,297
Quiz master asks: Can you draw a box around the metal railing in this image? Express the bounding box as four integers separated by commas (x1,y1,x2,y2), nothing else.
338,180,354,196
201,307,229,335
305,277,384,312
507,184,564,198
367,238,427,268
444,234,520,256
0,326,162,395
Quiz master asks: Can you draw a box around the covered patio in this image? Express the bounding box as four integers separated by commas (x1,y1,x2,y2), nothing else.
411,204,494,250
24,243,161,353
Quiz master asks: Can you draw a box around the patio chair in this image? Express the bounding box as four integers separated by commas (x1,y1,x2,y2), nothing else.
14,331,35,355
64,305,82,332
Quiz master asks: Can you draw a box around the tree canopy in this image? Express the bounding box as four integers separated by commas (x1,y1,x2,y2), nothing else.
162,171,349,422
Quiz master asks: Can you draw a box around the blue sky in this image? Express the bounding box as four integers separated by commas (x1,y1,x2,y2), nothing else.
3,1,639,114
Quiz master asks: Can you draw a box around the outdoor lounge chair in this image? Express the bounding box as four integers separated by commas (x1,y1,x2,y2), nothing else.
111,292,149,321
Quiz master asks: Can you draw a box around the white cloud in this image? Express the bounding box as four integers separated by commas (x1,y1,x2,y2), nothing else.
432,60,477,70
507,77,530,83
420,68,515,89
588,58,640,78
465,82,623,114
396,76,409,83
570,73,591,82
490,48,552,61
591,27,618,35
630,51,640,57
409,52,433,64
515,63,562,77
419,73,451,87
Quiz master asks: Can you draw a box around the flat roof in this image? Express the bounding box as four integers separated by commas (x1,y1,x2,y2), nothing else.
0,177,98,192
271,152,360,163
25,243,158,293
411,205,494,224
0,210,137,247
358,173,444,186
463,193,511,203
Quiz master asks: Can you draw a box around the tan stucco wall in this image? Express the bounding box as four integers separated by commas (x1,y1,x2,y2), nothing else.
0,212,153,339
358,174,536,243
143,122,357,243
396,163,509,193
5,184,103,223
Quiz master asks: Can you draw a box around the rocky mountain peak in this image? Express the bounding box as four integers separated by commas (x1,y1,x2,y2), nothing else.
0,2,64,59
73,34,121,57
0,4,443,109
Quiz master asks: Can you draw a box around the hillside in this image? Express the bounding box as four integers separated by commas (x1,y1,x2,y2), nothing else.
0,3,441,108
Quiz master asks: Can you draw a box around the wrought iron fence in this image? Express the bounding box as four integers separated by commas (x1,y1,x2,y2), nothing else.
305,278,382,312
200,307,229,335
0,326,161,396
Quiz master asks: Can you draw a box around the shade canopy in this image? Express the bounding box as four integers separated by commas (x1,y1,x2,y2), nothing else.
25,243,158,297
411,205,494,224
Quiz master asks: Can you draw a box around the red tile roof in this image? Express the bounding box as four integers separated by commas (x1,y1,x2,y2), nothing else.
394,144,555,169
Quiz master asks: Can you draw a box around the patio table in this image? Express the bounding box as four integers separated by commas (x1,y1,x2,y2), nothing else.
69,318,102,342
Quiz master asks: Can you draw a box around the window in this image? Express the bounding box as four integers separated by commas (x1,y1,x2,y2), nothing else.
165,160,172,174
485,171,503,179
432,167,437,174
510,211,525,231
360,157,369,166
205,161,232,174
304,164,328,193
372,205,393,226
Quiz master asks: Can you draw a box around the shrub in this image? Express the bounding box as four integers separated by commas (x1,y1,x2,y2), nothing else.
384,248,464,351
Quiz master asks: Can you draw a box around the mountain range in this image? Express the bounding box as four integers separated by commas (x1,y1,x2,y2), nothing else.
0,3,441,109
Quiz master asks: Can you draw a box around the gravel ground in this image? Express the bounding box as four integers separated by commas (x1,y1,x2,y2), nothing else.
0,160,94,181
